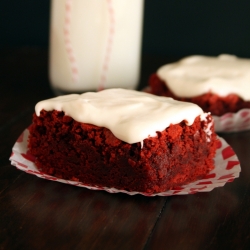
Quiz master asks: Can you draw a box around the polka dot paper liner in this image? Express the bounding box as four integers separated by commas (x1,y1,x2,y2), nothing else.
9,128,241,196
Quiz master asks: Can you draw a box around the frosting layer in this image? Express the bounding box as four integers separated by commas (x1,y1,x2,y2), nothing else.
35,89,203,144
157,54,250,100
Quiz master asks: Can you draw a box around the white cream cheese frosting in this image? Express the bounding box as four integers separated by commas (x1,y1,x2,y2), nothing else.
35,88,205,144
157,54,250,100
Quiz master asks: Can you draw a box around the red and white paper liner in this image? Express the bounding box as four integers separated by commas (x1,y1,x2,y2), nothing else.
213,109,250,133
9,128,241,197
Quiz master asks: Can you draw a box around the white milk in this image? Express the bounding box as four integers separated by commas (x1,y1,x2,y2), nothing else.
49,0,144,94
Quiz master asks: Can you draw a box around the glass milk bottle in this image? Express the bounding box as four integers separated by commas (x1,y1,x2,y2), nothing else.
49,0,144,95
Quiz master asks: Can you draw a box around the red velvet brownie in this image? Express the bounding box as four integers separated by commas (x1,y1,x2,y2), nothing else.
148,55,250,116
28,89,218,194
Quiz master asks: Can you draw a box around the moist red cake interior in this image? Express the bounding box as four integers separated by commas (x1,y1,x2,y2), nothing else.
28,110,218,194
148,74,250,116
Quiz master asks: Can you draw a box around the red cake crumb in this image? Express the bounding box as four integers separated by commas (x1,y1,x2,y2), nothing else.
28,110,218,194
148,74,250,116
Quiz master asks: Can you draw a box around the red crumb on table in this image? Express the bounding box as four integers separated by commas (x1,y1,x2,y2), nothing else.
148,74,250,116
28,110,218,194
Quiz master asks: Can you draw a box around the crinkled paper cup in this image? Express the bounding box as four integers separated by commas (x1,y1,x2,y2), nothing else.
9,128,241,197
